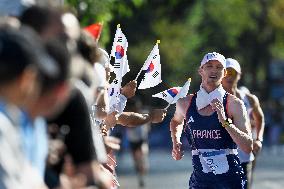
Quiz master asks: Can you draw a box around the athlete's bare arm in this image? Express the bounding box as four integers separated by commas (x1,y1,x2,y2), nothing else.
247,93,265,154
247,93,265,141
226,94,253,153
170,95,192,160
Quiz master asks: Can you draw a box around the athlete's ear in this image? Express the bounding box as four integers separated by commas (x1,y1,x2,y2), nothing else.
224,69,227,77
198,67,202,76
236,73,241,81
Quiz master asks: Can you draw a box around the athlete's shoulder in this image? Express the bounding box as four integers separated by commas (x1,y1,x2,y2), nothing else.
177,93,194,104
227,93,244,107
226,93,247,119
245,92,260,107
175,93,195,116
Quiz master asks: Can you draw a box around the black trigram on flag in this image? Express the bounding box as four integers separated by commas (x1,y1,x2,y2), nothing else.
113,79,118,84
161,92,167,97
117,36,123,42
113,62,120,69
152,71,159,78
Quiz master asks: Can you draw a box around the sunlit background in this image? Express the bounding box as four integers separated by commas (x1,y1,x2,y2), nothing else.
65,0,284,189
2,0,284,188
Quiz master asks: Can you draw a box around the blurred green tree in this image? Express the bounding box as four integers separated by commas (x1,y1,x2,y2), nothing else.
65,0,284,102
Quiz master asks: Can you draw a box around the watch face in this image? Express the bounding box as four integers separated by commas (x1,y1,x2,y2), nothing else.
227,118,233,124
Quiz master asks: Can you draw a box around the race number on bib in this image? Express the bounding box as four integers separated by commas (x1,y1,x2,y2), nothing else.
199,150,229,175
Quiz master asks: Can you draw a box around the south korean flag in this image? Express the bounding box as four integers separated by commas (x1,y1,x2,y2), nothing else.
138,43,162,89
152,87,182,104
110,25,129,78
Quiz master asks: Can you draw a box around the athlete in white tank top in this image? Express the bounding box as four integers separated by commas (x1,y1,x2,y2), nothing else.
222,58,265,189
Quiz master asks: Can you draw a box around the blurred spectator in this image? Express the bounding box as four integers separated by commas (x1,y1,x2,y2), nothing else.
25,39,70,178
19,6,112,188
0,24,58,189
126,98,150,188
20,5,66,42
0,0,35,17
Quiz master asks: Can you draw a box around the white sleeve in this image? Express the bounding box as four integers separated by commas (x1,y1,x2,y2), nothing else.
108,94,127,115
93,63,106,89
117,94,127,115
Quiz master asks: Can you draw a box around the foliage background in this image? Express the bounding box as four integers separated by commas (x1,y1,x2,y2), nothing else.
65,0,284,107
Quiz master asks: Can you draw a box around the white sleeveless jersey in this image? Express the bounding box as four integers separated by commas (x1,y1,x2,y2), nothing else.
237,88,254,163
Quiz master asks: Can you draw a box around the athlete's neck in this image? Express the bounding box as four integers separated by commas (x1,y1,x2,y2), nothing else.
201,83,221,93
225,86,237,95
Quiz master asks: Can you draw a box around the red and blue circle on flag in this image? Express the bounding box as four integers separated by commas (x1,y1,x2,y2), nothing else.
115,45,124,59
167,88,179,97
146,62,155,73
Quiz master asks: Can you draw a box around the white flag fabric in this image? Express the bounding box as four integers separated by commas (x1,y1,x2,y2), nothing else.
152,78,191,104
89,115,108,163
122,54,130,76
138,43,161,89
108,78,122,110
171,79,191,104
110,26,129,78
152,87,182,104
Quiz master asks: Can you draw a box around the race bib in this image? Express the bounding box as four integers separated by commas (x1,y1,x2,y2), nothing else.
199,150,229,175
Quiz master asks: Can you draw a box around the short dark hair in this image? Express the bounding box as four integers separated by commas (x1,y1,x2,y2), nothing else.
77,30,101,64
0,25,59,86
0,27,39,84
20,5,62,35
40,39,70,94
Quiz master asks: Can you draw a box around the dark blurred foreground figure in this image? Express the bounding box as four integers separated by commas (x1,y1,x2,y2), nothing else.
19,6,112,188
170,52,253,189
24,38,70,180
20,5,66,42
0,24,58,189
222,58,265,189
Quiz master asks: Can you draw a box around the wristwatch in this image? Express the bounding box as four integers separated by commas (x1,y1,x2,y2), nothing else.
222,118,233,128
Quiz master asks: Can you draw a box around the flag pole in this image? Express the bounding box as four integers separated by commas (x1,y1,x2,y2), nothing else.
165,103,171,110
134,40,160,81
96,21,104,42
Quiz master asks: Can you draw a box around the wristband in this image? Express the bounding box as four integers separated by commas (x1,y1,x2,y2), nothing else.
222,118,233,128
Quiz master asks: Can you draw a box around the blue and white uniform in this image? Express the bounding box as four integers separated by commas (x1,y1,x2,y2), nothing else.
184,93,246,189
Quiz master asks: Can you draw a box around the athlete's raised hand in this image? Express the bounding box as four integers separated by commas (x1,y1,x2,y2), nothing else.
210,98,226,125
